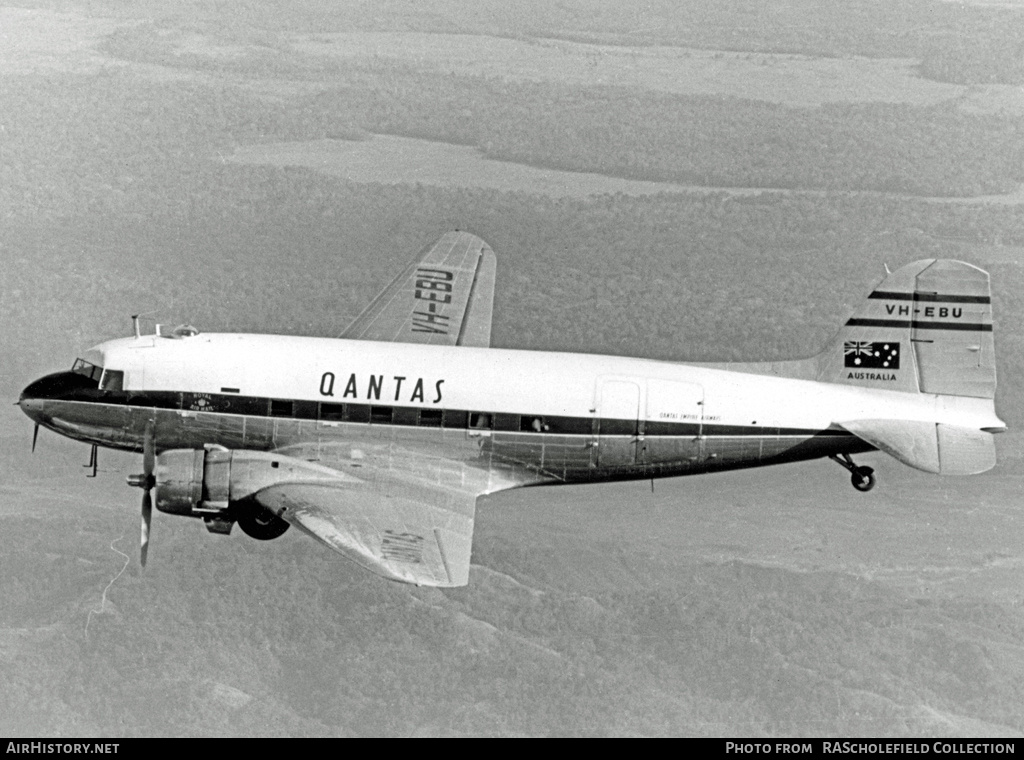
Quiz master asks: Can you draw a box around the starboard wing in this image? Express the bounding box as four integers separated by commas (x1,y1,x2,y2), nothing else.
253,475,479,586
340,230,496,347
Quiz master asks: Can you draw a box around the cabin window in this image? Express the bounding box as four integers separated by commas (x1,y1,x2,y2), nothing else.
270,399,293,417
545,415,592,435
443,410,468,428
393,407,419,426
469,412,492,430
320,402,345,421
419,408,443,427
521,416,549,432
99,370,124,392
493,413,520,431
293,400,318,419
346,404,371,423
370,406,393,424
229,396,269,416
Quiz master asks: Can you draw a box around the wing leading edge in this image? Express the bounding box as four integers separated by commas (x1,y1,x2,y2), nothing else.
340,231,496,347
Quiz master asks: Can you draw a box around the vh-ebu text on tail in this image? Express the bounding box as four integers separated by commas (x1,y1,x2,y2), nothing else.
19,232,1005,586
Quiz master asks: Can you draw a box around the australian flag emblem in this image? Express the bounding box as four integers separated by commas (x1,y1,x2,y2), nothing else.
844,341,900,369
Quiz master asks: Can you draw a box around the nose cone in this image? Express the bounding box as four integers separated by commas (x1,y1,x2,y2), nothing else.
18,371,97,423
17,397,45,422
19,375,54,424
21,375,57,403
21,371,96,400
18,398,46,427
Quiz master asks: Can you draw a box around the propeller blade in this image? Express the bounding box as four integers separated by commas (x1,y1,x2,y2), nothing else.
141,489,152,567
140,419,155,567
31,424,38,453
143,420,155,480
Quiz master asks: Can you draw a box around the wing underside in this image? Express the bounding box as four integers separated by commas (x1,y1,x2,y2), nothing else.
253,475,478,586
340,230,496,347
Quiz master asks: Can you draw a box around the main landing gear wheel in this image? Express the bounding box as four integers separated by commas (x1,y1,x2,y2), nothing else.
829,453,877,493
851,466,875,492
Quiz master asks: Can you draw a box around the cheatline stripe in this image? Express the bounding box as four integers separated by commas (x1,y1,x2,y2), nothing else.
845,318,992,332
38,389,855,439
869,290,990,304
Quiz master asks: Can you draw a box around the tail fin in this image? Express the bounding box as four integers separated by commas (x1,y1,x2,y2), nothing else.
816,259,995,399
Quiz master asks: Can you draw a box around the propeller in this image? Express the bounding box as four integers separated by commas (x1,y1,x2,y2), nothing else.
127,420,156,567
31,423,38,453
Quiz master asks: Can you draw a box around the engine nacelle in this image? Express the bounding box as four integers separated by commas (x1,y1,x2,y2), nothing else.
153,447,348,540
154,447,228,517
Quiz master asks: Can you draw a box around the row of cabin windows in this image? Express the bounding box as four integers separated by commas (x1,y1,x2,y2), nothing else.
314,402,593,434
97,388,601,435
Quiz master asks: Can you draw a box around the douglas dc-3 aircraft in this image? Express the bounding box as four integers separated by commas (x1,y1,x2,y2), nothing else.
18,232,1005,586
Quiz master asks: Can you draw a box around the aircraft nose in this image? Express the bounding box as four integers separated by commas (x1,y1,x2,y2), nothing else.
19,376,52,422
18,396,45,422
18,371,92,422
20,376,50,403
21,373,65,403
21,370,100,401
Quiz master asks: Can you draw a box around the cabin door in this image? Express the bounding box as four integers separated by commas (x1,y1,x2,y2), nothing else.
596,379,641,467
643,379,705,466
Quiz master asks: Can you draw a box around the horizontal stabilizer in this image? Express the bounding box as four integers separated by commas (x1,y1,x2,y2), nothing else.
838,419,995,475
935,423,998,476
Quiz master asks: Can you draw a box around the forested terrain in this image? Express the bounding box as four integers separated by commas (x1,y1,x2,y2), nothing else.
1,0,1022,738
96,24,1024,197
2,480,1023,737
27,0,1024,84
304,76,1023,196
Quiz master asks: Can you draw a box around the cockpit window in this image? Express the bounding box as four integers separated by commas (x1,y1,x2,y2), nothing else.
71,359,103,381
99,370,124,392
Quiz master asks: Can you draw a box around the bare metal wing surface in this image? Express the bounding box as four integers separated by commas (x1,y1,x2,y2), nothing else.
249,442,534,587
339,230,496,347
255,481,476,586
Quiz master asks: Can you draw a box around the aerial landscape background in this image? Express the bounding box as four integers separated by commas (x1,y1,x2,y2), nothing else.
0,0,1022,736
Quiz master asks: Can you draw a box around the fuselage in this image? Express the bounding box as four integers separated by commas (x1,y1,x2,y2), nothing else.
18,331,1002,488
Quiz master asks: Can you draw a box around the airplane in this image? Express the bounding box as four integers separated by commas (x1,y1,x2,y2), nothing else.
18,231,1005,586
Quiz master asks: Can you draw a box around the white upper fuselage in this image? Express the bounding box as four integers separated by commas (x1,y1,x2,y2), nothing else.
86,332,1002,433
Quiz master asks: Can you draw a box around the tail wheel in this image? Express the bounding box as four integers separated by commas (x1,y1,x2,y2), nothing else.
830,453,878,493
851,466,876,492
236,504,290,540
